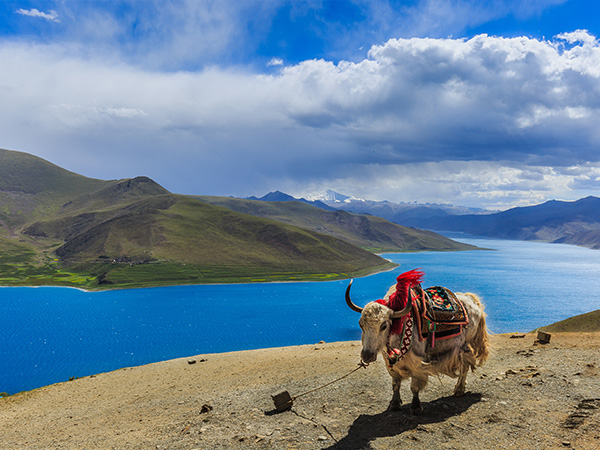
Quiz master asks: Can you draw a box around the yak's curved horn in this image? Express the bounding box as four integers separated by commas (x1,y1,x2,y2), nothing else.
345,279,363,313
390,297,412,319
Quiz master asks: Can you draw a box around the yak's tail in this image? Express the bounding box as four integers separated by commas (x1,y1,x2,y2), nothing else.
467,293,490,367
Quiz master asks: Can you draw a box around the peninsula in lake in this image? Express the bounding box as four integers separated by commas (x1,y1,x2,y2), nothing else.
0,148,476,290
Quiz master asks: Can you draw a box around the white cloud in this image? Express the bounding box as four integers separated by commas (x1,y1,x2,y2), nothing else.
2,31,600,208
267,57,284,66
15,8,60,23
289,161,600,210
556,29,597,46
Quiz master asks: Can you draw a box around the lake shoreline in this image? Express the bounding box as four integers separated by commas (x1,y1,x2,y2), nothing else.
6,305,600,398
0,260,399,292
4,236,600,396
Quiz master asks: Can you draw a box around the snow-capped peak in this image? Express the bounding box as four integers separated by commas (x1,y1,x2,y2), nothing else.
305,189,362,203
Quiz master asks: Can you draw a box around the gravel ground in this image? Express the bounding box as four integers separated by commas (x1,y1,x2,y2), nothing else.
1,332,599,450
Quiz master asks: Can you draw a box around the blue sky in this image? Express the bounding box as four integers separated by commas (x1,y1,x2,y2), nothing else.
1,0,600,209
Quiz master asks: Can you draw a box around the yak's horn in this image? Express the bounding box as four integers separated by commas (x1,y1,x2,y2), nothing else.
390,297,412,319
345,279,363,313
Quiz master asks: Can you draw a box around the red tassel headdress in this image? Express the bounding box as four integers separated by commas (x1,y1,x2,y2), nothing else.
389,268,424,311
378,268,424,335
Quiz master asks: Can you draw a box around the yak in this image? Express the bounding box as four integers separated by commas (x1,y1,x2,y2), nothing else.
345,269,489,414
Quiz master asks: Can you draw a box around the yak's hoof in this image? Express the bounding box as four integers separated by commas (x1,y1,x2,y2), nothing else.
454,387,466,397
410,402,423,415
388,401,401,411
411,406,423,415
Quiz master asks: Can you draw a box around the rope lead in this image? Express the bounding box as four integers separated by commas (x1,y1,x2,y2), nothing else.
272,361,369,412
293,360,369,401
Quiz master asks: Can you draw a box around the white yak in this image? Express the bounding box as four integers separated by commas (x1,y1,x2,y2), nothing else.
346,269,489,414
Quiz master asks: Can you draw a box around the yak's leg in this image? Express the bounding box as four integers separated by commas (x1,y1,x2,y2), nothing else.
410,375,428,415
454,347,475,396
388,377,402,411
454,361,470,396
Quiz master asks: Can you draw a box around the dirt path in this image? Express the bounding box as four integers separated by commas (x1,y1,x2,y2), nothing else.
1,332,599,449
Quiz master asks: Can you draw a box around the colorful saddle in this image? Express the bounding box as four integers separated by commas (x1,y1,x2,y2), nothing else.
410,285,469,345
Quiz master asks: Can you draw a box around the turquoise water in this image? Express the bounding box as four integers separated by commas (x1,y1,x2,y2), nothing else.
2,236,599,394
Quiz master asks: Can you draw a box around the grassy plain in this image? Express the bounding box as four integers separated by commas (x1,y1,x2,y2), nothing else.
0,257,395,290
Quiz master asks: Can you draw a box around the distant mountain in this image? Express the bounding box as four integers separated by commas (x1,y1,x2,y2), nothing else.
297,190,600,250
0,148,397,289
312,191,493,224
246,191,336,211
306,189,353,203
397,196,600,249
196,195,479,253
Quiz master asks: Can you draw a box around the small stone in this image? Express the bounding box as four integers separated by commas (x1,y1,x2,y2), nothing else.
187,359,196,365
562,441,571,447
317,436,328,441
536,330,551,343
506,369,518,375
200,404,213,414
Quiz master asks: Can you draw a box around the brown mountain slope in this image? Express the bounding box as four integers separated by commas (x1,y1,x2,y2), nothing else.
194,196,478,253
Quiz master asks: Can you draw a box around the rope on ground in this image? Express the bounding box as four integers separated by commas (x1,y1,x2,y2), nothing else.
292,360,369,401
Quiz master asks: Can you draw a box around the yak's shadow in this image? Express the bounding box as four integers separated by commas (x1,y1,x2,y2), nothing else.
323,392,482,450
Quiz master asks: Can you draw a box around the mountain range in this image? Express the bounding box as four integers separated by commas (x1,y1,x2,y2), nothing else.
392,196,600,249
249,190,600,250
314,190,493,220
0,148,475,289
299,189,600,250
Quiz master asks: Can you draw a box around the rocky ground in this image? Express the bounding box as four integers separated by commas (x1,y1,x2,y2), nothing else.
1,332,599,450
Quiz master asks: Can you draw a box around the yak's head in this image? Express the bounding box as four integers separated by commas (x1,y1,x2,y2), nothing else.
345,280,412,363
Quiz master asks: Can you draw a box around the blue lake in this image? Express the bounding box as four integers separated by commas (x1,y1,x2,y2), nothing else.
2,235,599,394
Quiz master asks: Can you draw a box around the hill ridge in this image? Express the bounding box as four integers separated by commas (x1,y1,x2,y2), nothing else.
194,195,478,253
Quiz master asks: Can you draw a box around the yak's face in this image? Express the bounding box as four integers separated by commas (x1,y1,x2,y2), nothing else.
358,302,393,363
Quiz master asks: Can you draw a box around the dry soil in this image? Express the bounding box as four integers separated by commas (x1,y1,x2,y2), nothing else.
1,332,599,449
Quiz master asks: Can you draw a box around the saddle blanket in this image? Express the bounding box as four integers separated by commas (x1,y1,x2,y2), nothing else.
410,285,469,343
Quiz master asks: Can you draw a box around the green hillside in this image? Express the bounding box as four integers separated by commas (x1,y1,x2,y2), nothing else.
0,149,113,228
194,195,478,252
0,148,399,289
47,195,392,287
